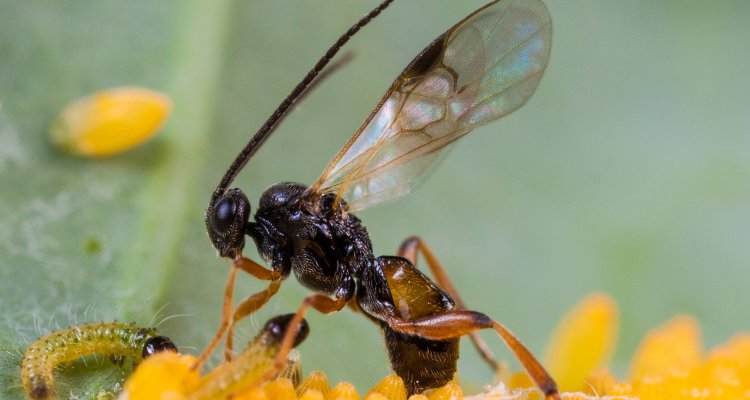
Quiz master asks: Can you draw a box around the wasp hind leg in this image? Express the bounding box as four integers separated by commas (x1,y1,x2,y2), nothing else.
387,310,560,400
397,236,501,372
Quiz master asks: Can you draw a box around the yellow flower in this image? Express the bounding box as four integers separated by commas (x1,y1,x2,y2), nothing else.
512,293,750,400
121,356,464,400
121,292,750,400
119,352,200,400
589,315,750,400
543,293,619,392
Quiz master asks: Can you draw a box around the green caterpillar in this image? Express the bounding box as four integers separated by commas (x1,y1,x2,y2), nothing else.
21,321,176,400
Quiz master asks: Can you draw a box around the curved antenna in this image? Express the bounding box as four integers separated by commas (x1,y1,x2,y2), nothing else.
213,0,396,201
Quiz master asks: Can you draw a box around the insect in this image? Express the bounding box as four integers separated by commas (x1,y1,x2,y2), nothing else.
121,314,309,400
198,0,556,396
190,314,309,399
21,321,177,400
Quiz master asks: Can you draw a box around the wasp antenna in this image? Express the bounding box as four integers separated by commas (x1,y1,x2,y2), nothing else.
214,0,396,198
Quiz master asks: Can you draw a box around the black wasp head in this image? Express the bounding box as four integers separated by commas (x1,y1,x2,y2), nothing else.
141,336,178,359
206,188,252,259
263,314,310,348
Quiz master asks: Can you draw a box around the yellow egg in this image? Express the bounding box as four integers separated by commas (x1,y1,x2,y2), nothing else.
50,87,171,157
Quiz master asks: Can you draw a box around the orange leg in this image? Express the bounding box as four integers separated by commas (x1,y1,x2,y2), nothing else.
251,293,350,387
192,254,281,370
398,236,500,371
387,310,559,400
225,279,282,361
234,255,281,280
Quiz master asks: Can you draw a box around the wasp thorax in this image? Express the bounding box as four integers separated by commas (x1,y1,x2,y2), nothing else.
206,188,251,258
258,182,307,211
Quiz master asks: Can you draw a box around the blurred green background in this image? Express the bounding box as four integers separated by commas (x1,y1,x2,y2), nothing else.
1,1,749,398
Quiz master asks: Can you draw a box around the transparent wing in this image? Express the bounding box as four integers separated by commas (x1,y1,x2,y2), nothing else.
310,0,552,212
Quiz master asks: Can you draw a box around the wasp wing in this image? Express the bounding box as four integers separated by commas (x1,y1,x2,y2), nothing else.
311,0,552,212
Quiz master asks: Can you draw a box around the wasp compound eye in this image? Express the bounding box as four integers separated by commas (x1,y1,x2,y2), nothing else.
214,197,237,232
206,188,251,258
264,314,310,348
141,336,178,359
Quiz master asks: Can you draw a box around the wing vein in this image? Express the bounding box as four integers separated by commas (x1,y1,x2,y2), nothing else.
311,0,551,211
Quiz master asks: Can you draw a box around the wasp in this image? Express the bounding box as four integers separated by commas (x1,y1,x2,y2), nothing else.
197,0,556,396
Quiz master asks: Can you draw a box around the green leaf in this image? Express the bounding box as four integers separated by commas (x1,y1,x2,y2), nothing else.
0,1,233,398
3,1,750,399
